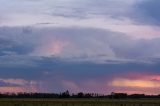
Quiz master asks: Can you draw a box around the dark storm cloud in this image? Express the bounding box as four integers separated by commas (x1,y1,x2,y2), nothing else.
0,26,160,93
0,0,159,94
132,0,160,25
3,55,160,93
1,26,160,62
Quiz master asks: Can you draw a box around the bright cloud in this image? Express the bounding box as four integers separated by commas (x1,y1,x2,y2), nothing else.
1,0,159,40
32,39,70,57
110,78,160,88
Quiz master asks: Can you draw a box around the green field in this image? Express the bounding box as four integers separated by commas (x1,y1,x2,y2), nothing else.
0,99,160,106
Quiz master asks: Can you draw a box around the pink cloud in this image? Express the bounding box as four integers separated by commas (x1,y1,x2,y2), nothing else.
122,72,160,81
0,78,39,93
0,87,26,93
105,20,160,39
108,72,160,95
0,86,38,93
32,39,70,57
47,40,69,56
110,87,158,95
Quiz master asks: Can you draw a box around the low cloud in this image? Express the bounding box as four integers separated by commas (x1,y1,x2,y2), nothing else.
110,78,160,88
0,78,39,93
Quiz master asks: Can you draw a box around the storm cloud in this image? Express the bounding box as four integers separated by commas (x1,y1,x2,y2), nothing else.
0,0,160,94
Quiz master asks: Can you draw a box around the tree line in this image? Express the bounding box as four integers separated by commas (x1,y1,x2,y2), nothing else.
0,91,159,99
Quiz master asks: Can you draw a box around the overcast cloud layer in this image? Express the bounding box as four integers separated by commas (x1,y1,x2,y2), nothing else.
0,0,160,94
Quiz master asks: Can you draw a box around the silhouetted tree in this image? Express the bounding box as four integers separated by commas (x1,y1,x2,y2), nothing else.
77,92,84,98
0,91,159,99
110,92,128,99
59,90,70,98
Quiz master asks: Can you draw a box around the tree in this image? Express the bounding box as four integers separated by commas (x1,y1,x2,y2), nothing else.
60,90,70,98
77,92,84,98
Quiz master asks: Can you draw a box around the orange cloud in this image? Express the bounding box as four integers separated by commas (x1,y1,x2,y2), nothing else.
0,86,38,93
110,78,160,88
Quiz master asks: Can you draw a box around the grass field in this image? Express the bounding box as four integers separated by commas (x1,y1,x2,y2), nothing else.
0,99,159,106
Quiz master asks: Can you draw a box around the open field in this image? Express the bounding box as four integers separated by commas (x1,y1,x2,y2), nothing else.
0,99,159,106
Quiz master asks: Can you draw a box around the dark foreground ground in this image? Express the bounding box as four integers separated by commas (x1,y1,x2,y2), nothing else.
0,99,160,106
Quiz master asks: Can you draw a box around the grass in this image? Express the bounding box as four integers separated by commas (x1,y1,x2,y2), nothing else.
0,99,159,106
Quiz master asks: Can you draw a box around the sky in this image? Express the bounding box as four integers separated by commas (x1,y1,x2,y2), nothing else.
0,0,160,95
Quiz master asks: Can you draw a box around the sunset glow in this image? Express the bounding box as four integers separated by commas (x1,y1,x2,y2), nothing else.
111,79,160,88
0,0,160,94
